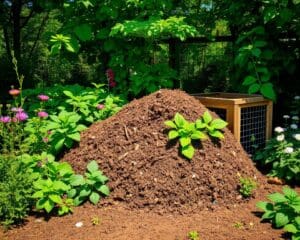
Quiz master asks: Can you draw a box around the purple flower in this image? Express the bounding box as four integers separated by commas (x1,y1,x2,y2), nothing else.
97,104,105,110
38,94,49,101
37,111,48,118
15,111,28,121
11,107,24,113
0,116,11,123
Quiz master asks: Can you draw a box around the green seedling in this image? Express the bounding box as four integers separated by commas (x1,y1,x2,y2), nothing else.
91,216,101,225
284,216,300,240
187,230,200,240
239,177,257,198
233,221,244,229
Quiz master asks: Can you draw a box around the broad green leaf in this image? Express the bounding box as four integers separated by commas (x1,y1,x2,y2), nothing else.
64,138,73,149
76,124,87,132
293,0,300,4
251,48,261,57
254,41,267,47
195,119,206,129
264,6,278,23
275,212,289,228
262,211,275,220
174,113,186,127
168,130,179,140
79,187,92,197
53,138,65,153
74,24,92,41
44,199,55,213
49,194,63,204
210,119,228,129
67,132,80,142
89,192,100,205
209,130,224,139
67,189,77,198
260,83,276,100
284,224,298,233
74,196,85,206
70,175,85,186
179,137,191,147
181,145,195,159
98,185,110,196
243,76,257,86
191,131,207,140
268,192,287,203
32,191,44,198
87,160,99,172
164,120,177,129
248,83,260,94
202,111,212,124
53,181,69,191
256,201,274,211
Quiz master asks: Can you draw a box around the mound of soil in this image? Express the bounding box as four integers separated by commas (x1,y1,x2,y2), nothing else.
63,89,264,213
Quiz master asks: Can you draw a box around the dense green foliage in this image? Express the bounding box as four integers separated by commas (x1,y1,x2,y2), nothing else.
238,176,257,198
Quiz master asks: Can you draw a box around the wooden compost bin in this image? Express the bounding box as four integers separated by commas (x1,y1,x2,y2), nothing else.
192,92,273,154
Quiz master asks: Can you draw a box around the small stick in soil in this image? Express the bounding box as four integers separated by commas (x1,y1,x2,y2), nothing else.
123,124,130,140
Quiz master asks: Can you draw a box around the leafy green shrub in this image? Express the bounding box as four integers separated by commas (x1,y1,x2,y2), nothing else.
256,187,300,228
0,155,33,227
46,110,87,154
238,177,257,198
68,160,110,206
164,111,227,159
254,107,300,183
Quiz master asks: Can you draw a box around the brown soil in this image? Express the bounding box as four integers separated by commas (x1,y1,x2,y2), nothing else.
0,186,290,240
1,89,295,240
63,89,265,213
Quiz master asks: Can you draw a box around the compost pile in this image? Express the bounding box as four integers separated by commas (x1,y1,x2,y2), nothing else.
63,89,263,213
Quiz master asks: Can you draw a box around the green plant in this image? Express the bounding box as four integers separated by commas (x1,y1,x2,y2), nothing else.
195,111,228,139
238,177,257,198
285,216,300,240
187,230,200,240
233,221,244,229
254,109,300,183
68,160,110,206
165,113,207,159
164,111,227,159
46,110,87,154
0,155,33,227
256,187,300,228
91,216,101,225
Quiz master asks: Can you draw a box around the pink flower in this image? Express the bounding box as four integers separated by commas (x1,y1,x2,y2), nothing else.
38,94,49,101
97,104,105,110
9,89,20,96
15,111,28,121
11,107,24,113
0,116,11,123
47,130,52,135
37,111,48,118
42,137,49,143
106,69,114,80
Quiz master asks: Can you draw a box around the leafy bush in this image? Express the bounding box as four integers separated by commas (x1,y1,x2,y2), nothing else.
164,111,227,159
0,155,33,227
256,187,300,228
238,177,257,198
254,106,300,183
285,217,300,240
68,160,110,206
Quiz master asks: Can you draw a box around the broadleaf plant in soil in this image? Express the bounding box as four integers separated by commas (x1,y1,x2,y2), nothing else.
256,187,300,229
284,216,300,240
164,111,227,160
68,160,110,206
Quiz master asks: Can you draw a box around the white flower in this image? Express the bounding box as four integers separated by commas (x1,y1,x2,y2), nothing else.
294,96,300,100
292,116,299,121
75,221,83,228
293,134,300,141
274,127,284,133
276,134,285,141
284,147,294,154
283,115,290,119
290,124,298,130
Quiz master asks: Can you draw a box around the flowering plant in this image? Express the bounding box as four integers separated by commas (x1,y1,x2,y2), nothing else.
254,100,300,183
